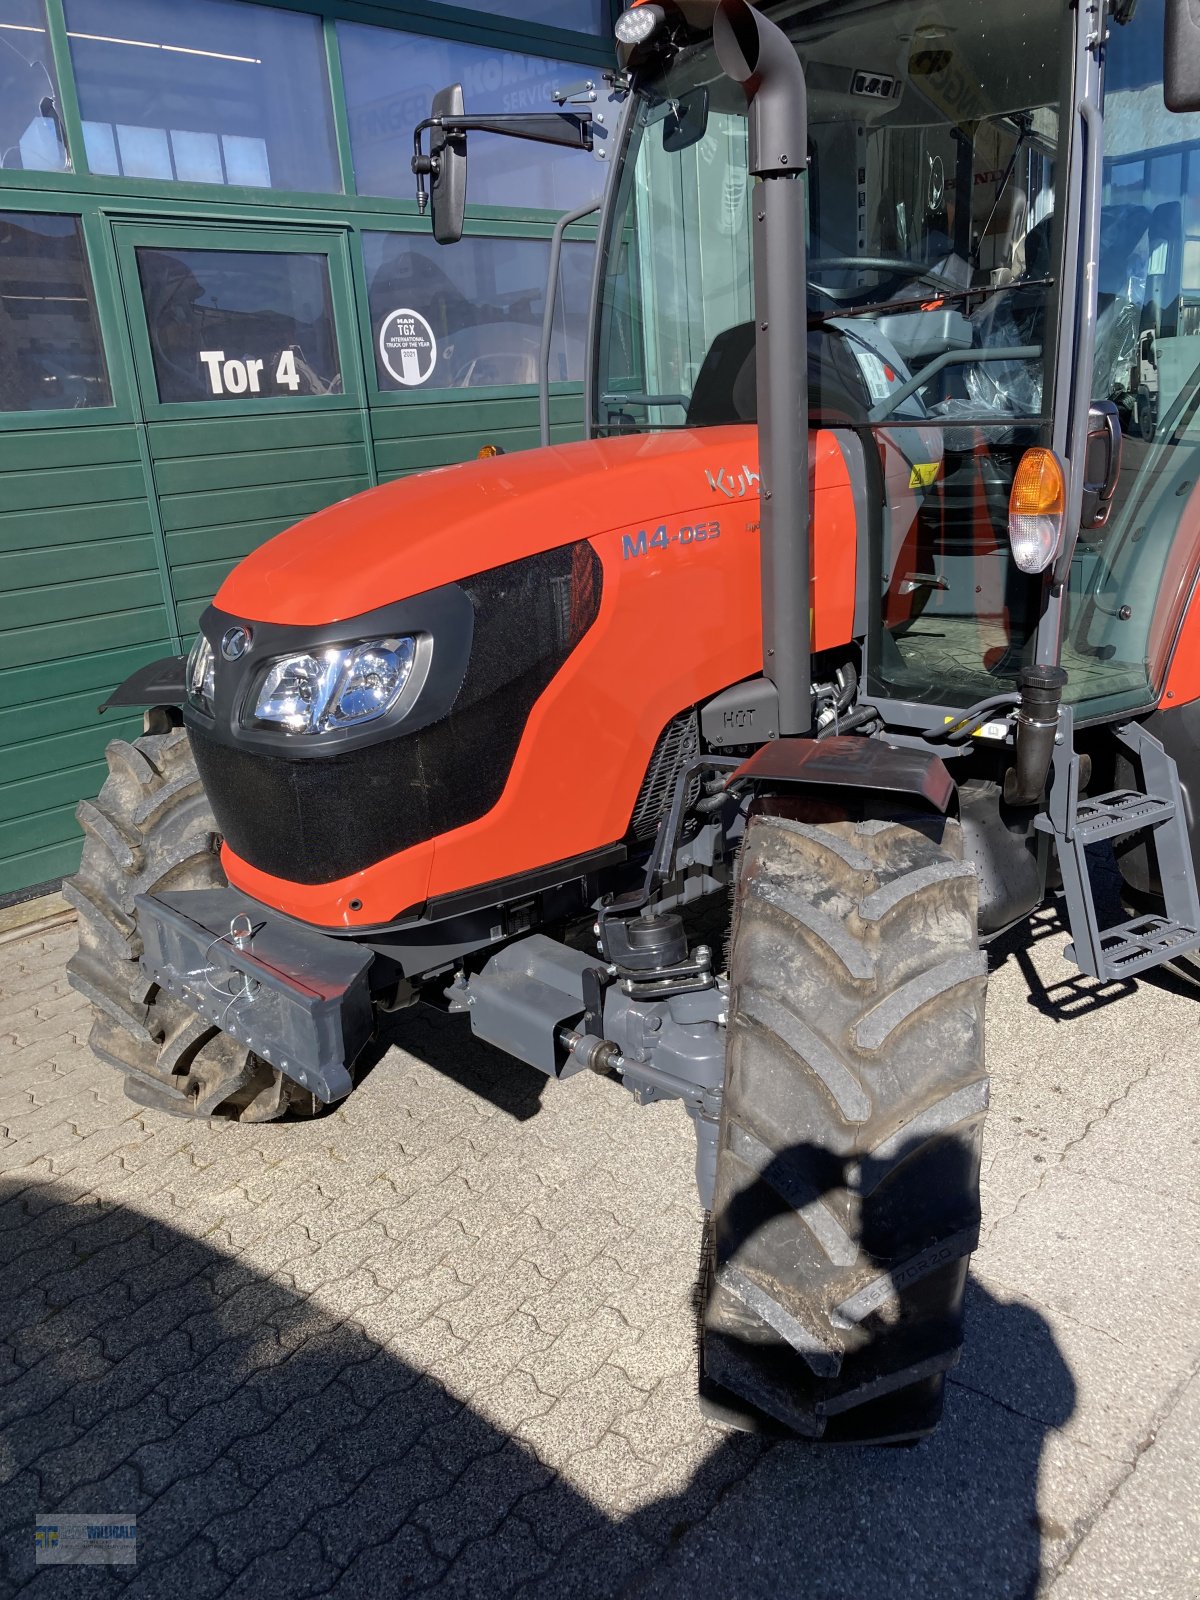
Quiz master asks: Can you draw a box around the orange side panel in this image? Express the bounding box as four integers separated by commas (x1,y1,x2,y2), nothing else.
1161,574,1200,708
219,428,860,927
224,838,437,931
1152,481,1200,707
811,436,857,651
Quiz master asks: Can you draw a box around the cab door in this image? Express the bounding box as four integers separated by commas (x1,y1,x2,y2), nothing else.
112,222,375,639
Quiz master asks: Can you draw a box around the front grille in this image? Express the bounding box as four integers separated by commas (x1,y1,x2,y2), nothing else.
629,709,700,842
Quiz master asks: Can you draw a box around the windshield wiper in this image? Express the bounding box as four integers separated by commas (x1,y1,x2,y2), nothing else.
973,114,1033,270
809,276,1055,327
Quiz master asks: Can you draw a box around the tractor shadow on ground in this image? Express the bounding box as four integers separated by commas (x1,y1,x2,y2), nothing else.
988,875,1200,1021
987,890,1139,1022
700,1133,1075,1598
356,1003,550,1122
0,1148,1075,1599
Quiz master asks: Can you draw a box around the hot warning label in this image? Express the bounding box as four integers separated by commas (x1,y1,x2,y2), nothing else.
379,308,437,387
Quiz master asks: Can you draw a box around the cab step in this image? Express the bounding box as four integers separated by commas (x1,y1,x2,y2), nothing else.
1036,717,1200,982
1069,791,1176,843
1075,914,1200,980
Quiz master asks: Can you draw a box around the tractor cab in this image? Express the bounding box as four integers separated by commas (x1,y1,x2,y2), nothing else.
592,0,1200,734
594,0,1066,718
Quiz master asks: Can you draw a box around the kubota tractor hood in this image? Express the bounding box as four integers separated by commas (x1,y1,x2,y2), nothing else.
215,429,761,628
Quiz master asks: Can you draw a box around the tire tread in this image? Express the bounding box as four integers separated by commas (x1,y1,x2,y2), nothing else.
700,810,989,1442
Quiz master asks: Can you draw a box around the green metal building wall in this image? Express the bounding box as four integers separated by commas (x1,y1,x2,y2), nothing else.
0,0,616,895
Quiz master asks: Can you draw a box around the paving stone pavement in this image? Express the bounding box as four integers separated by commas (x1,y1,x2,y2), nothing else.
0,911,1196,1598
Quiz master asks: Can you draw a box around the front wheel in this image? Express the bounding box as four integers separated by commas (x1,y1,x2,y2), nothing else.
698,809,989,1443
65,727,315,1122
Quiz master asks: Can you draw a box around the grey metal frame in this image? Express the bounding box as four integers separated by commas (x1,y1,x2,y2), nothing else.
583,80,636,442
1036,0,1107,667
1035,709,1200,978
539,198,601,446
714,1,813,738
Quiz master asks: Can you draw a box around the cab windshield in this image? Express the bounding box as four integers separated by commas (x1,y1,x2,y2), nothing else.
593,0,1071,709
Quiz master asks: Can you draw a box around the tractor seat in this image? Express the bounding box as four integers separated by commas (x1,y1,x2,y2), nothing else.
686,321,872,429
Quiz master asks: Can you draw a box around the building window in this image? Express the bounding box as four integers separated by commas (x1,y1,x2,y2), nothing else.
135,247,340,404
445,0,610,34
0,0,68,172
0,212,111,412
362,231,590,393
63,0,340,193
338,22,605,212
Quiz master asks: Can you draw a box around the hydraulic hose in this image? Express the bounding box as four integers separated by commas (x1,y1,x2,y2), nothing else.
922,692,1021,746
816,704,879,740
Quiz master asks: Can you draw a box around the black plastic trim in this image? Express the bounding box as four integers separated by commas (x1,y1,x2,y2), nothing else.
424,842,628,923
226,841,629,958
732,734,957,814
190,587,474,761
100,655,186,712
188,544,604,886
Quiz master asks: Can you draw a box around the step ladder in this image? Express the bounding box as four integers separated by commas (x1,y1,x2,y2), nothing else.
1035,715,1200,981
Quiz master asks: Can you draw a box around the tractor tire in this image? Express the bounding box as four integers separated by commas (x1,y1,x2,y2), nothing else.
65,726,313,1122
699,809,989,1443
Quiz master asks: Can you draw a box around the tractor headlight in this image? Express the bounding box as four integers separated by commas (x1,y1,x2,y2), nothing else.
251,637,417,734
186,632,216,715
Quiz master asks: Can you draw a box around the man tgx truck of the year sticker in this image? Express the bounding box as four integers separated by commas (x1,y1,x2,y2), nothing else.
379,308,437,387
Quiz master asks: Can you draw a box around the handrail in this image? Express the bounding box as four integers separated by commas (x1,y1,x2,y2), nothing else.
867,345,1042,422
539,198,601,447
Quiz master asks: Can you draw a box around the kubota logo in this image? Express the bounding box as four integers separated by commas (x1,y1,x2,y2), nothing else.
221,626,251,661
706,465,761,499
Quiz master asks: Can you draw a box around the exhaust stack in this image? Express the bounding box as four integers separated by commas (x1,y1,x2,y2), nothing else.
714,0,811,735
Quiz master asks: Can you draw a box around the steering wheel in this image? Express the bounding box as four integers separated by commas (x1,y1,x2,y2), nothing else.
808,256,955,306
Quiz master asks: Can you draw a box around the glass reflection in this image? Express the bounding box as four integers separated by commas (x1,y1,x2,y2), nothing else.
65,0,340,193
0,0,68,172
0,212,111,411
339,21,604,211
362,231,591,393
135,247,340,404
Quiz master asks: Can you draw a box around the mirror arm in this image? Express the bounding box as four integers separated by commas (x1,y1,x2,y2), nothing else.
438,112,594,151
412,119,436,214
412,111,593,216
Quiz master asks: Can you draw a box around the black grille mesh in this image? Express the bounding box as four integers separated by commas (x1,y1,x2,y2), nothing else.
629,710,700,842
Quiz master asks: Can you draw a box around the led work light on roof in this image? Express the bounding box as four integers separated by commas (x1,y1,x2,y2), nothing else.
615,4,665,46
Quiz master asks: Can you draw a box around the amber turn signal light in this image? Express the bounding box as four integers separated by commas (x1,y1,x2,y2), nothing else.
1008,447,1066,573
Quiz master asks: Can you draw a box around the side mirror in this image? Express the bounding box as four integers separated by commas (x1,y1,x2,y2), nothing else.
413,85,593,248
663,86,710,153
1165,0,1200,113
428,84,467,246
1080,400,1123,530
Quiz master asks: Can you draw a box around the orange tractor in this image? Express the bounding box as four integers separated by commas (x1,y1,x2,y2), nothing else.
68,0,1200,1442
